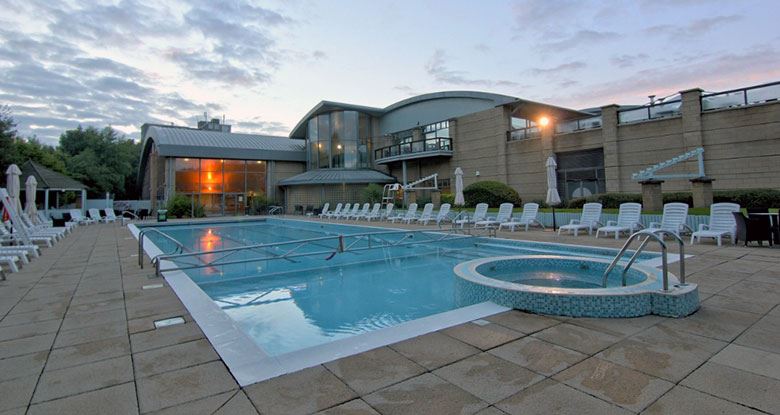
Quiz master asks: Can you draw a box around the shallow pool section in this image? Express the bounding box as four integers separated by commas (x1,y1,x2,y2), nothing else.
454,255,699,318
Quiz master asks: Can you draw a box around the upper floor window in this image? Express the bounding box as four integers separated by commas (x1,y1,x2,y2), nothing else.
423,121,449,139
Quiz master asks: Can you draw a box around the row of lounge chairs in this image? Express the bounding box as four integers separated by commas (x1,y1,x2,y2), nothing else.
315,199,747,246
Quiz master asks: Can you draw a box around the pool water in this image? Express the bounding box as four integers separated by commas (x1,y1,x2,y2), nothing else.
145,219,660,356
476,258,647,289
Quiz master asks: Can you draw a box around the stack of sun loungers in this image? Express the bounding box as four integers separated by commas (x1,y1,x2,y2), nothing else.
0,187,83,277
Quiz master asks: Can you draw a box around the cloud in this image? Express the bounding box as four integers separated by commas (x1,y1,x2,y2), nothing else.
233,117,289,135
538,30,620,51
644,15,742,38
551,44,780,108
511,0,581,34
530,61,587,75
610,53,649,68
425,49,521,88
474,43,490,53
312,50,327,60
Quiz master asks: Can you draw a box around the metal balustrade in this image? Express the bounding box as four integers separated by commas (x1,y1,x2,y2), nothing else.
148,228,472,278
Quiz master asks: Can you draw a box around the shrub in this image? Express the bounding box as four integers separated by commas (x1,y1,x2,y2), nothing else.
416,195,432,205
463,181,521,208
361,183,384,204
714,189,780,207
166,194,204,218
441,192,455,205
662,192,693,206
566,193,641,209
249,194,270,214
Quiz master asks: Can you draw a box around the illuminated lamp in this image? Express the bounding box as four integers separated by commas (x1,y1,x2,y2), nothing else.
539,116,550,127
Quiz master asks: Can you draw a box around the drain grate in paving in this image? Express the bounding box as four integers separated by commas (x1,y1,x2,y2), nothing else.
154,316,185,328
472,319,491,326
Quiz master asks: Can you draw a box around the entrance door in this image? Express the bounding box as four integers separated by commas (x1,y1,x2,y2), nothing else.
224,193,245,216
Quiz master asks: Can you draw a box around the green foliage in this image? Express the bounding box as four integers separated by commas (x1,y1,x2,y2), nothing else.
416,195,432,205
361,183,384,204
566,193,642,209
60,126,141,199
249,194,270,214
662,192,693,206
441,192,454,205
0,105,18,175
714,189,780,207
463,181,521,208
166,194,204,218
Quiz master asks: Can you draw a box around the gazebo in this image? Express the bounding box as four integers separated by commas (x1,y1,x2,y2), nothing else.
19,160,88,216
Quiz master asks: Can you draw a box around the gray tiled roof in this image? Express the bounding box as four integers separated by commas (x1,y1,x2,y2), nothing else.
145,125,305,161
21,160,87,190
278,169,396,186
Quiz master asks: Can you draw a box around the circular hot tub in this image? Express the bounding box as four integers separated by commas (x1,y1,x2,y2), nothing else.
453,255,698,318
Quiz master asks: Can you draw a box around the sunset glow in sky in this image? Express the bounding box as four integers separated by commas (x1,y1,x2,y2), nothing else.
1,0,778,143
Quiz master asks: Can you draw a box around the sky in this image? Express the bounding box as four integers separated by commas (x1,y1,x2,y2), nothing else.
1,0,778,144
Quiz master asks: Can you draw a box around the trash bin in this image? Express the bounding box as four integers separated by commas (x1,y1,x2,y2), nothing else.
157,209,168,222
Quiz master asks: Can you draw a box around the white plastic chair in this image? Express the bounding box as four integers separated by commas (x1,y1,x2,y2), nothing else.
365,203,382,221
382,204,394,221
499,203,542,232
416,203,435,225
690,203,740,246
317,203,330,219
475,203,514,228
352,203,370,220
335,203,352,220
558,203,603,236
434,204,451,225
596,203,643,239
323,203,341,219
390,203,417,223
648,203,691,237
454,203,488,228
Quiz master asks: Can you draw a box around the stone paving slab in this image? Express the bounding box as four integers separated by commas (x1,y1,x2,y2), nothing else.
1,220,779,414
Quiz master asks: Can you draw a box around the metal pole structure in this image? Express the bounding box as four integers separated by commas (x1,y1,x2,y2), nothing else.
401,160,408,207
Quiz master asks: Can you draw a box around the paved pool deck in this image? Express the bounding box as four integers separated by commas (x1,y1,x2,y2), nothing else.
1,217,779,414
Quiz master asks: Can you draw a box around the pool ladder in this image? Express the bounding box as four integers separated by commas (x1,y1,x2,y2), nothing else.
138,228,187,269
602,229,686,291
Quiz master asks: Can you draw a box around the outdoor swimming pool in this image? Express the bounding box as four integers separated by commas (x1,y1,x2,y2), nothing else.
134,218,692,384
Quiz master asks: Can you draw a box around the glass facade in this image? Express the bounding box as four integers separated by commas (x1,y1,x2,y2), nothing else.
174,158,267,215
307,111,372,169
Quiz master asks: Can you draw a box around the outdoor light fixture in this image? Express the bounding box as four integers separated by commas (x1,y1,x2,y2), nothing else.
539,116,550,127
337,144,342,150
476,170,480,177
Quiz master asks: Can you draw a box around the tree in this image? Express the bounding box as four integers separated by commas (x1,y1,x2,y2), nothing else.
0,105,18,177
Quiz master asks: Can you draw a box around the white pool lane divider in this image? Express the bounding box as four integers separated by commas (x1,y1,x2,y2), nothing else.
130,223,510,386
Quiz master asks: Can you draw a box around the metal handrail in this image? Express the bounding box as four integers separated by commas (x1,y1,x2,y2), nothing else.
649,229,685,285
152,228,471,278
138,228,187,268
602,229,669,291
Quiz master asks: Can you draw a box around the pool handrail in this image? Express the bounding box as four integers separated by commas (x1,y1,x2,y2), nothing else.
602,229,670,291
150,228,472,278
138,228,187,268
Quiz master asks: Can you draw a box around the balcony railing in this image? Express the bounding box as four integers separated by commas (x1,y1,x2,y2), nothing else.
555,116,603,134
506,127,540,141
374,137,452,163
618,100,681,124
701,81,780,111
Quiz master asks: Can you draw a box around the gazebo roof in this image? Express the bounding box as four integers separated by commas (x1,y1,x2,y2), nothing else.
20,160,87,190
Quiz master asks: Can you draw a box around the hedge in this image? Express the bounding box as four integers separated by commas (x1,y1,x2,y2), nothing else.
166,194,205,218
463,181,521,207
565,189,780,209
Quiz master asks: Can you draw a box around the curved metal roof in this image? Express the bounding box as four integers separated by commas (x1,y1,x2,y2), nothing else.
278,169,396,186
288,90,588,138
141,125,305,160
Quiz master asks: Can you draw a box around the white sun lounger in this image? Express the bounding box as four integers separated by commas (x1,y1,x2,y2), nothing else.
334,203,351,219
558,203,603,236
70,209,96,225
390,203,417,223
454,203,488,228
0,255,21,273
341,203,360,220
498,203,543,232
434,203,451,225
596,203,643,239
318,203,331,219
647,203,691,237
690,202,740,246
475,203,514,228
416,203,435,225
352,203,370,220
381,204,394,221
364,203,382,221
323,203,341,219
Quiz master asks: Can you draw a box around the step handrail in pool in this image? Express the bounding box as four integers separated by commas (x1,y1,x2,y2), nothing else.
614,229,685,288
150,228,472,278
138,228,187,268
603,230,670,291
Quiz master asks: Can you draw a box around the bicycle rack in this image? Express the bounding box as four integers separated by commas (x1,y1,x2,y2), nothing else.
602,228,686,291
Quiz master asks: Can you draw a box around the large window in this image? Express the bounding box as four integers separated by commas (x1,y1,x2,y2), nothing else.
307,110,372,169
174,158,267,215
